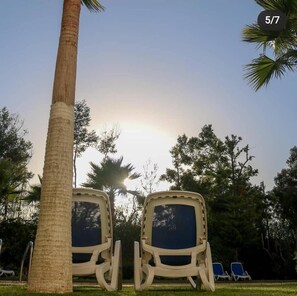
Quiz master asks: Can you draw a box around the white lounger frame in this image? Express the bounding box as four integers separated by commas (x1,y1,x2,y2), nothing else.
134,191,215,291
72,188,121,291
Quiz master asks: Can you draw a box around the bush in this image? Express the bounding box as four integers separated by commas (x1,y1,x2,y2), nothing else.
0,219,36,275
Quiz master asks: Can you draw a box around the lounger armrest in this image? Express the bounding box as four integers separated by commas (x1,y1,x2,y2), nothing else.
142,239,206,256
72,238,112,262
142,239,207,267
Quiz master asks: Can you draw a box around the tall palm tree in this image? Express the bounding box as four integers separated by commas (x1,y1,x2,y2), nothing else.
242,0,297,91
83,157,140,222
28,0,104,293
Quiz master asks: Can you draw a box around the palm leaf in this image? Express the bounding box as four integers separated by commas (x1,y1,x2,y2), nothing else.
81,0,104,12
255,0,297,14
242,21,297,55
284,49,297,64
242,24,280,50
244,54,294,91
243,0,297,90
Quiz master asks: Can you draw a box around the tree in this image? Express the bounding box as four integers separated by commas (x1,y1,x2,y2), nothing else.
96,126,120,161
242,0,297,90
273,147,297,235
271,146,297,276
24,175,42,206
161,125,262,262
140,159,160,195
73,99,98,187
28,0,104,293
83,156,141,279
23,175,42,221
0,107,33,222
83,157,140,222
0,159,32,221
0,107,32,163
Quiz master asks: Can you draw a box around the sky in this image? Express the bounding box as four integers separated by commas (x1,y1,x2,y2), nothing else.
1,0,296,193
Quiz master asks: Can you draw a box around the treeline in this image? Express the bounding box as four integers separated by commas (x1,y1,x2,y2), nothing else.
161,125,297,279
0,105,297,280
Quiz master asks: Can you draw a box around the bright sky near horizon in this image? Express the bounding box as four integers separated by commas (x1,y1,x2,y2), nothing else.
1,1,296,192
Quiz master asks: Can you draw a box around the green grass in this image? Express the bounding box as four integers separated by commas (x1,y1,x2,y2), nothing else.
0,283,297,296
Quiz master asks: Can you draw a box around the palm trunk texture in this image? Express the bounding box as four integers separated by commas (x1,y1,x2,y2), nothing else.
28,0,81,293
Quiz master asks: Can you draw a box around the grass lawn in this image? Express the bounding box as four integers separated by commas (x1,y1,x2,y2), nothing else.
0,283,297,296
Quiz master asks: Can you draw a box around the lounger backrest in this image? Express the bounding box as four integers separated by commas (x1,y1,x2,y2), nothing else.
142,191,207,265
72,188,112,262
231,262,244,275
151,203,196,249
142,191,207,244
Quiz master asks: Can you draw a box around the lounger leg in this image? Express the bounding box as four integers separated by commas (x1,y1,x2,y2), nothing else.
205,242,215,291
134,241,142,291
96,263,111,290
197,243,215,292
140,264,154,290
134,240,154,291
96,241,122,291
188,276,201,290
110,240,121,290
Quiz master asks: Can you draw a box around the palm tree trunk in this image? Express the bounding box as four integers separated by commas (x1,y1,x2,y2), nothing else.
28,0,81,293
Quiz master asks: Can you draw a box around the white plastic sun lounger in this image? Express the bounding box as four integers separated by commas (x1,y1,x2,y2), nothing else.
134,191,215,291
72,188,121,291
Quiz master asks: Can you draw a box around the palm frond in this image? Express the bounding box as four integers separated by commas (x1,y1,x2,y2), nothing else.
283,49,297,64
242,21,297,55
244,54,294,91
255,0,297,14
243,0,297,91
81,0,104,12
242,24,280,50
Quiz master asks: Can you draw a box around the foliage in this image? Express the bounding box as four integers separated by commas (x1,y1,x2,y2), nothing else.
269,146,297,276
0,219,36,274
161,125,297,278
22,176,42,223
74,100,98,187
96,126,120,161
0,107,32,163
81,0,105,12
140,159,160,195
242,0,297,90
161,125,266,272
273,146,297,230
161,124,258,197
83,154,141,278
83,157,140,221
114,205,141,279
0,107,33,222
23,176,42,205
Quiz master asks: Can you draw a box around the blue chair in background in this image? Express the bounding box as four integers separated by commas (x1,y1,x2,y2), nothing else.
212,262,231,281
230,262,251,281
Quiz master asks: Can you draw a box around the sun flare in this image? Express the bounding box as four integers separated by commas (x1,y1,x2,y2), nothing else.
76,122,174,191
